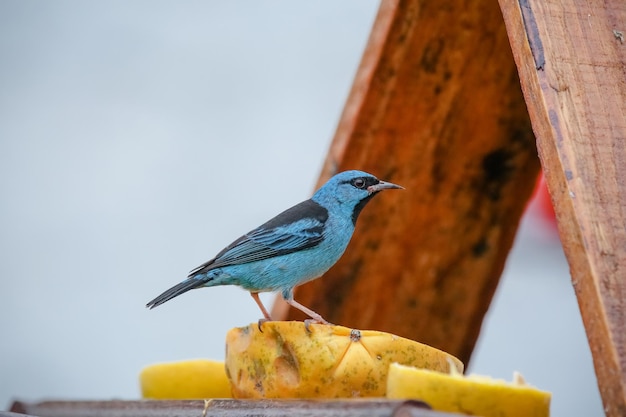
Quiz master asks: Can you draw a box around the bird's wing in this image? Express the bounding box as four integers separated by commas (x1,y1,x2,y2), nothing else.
188,199,328,277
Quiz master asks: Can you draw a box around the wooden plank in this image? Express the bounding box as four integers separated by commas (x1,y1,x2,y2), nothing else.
273,0,540,365
9,399,460,417
497,0,626,415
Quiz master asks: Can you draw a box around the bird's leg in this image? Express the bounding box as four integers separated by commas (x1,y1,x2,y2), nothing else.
283,294,332,331
250,292,273,331
250,292,272,320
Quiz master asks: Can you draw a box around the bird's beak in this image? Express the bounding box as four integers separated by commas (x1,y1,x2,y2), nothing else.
367,180,404,194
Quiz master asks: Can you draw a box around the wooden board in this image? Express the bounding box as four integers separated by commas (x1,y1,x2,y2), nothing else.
498,0,626,415
273,0,540,365
8,400,458,417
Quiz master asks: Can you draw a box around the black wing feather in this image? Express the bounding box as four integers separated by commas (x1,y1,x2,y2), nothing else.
188,199,328,277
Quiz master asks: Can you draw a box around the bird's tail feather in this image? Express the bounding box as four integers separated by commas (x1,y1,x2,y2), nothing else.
146,278,205,309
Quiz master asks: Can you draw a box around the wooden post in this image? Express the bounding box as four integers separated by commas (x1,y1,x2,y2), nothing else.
273,0,540,365
498,0,626,415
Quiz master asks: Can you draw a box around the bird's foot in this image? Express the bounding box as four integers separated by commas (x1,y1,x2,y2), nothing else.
257,318,271,332
303,318,333,333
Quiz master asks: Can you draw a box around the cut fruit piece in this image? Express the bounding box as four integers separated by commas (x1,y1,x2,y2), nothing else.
387,362,551,417
224,321,463,398
140,359,231,399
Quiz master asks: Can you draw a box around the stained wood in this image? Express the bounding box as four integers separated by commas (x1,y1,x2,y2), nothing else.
9,400,458,417
498,0,626,415
273,0,540,364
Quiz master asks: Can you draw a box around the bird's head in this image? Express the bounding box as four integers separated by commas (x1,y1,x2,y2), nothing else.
312,170,404,225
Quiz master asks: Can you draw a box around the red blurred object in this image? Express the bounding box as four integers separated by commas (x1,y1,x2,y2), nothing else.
531,173,557,225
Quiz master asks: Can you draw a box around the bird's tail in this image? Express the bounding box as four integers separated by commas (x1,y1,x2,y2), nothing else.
146,278,205,309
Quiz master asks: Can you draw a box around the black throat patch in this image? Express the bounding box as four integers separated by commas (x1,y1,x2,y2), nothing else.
351,192,378,225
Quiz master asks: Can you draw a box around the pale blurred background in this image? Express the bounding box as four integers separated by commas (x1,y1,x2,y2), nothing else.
0,2,603,416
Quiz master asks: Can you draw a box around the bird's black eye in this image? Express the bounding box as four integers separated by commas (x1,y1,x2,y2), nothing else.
352,178,366,189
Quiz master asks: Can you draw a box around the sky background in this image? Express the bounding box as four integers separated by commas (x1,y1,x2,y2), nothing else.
0,2,603,416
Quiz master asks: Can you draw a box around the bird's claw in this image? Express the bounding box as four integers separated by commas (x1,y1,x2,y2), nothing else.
303,318,333,333
257,318,270,332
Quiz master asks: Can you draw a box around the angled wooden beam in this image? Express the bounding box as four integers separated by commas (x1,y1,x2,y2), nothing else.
273,0,540,365
498,0,626,415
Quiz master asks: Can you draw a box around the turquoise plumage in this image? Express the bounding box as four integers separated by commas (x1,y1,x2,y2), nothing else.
146,170,402,324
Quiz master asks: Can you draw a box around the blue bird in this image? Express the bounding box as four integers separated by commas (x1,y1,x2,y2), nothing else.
146,170,403,324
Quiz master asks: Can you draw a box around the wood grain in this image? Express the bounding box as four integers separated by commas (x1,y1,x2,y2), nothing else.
273,0,540,365
498,0,626,415
9,400,456,417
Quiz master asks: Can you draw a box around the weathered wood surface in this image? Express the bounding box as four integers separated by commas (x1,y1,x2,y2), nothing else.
273,0,540,365
8,399,460,417
498,0,626,415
